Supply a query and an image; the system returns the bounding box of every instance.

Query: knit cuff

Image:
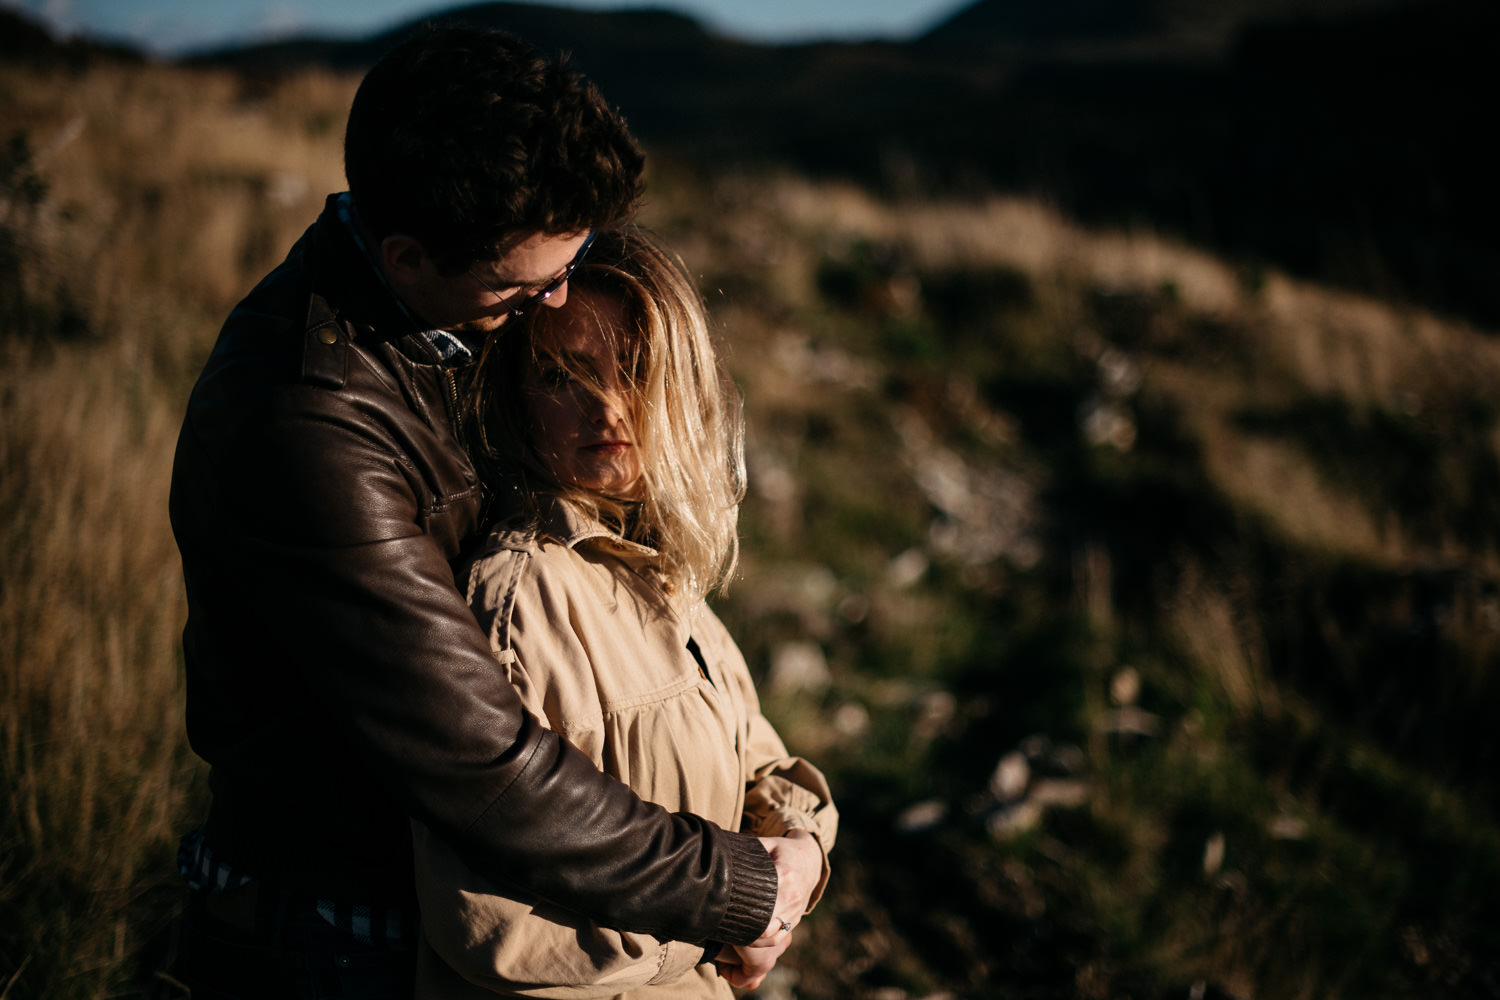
[710,831,778,946]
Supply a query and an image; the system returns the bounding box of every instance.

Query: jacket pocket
[418,485,484,558]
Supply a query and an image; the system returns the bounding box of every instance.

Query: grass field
[3,54,1498,999]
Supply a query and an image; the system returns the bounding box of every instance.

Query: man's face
[387,230,591,335]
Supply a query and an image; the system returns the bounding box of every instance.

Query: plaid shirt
[178,825,414,949]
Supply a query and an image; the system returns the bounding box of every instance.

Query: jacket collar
[539,497,661,569]
[301,193,447,364]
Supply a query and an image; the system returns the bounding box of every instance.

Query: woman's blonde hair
[467,227,745,602]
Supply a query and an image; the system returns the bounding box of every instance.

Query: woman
[413,229,838,999]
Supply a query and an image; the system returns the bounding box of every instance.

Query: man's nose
[542,282,569,309]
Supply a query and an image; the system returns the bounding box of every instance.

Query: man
[168,25,819,996]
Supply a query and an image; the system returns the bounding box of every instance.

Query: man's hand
[714,935,793,991]
[751,830,822,946]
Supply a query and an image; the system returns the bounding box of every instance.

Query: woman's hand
[752,830,822,945]
[715,825,822,988]
[714,934,793,991]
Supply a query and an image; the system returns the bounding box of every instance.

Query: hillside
[165,0,1500,332]
[3,46,1500,999]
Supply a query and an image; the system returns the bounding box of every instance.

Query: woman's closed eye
[536,354,634,394]
[537,364,576,391]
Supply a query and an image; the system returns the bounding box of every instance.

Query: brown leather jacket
[169,195,776,946]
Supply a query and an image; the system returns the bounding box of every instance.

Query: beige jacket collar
[536,497,661,566]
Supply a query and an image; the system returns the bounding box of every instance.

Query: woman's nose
[590,387,627,427]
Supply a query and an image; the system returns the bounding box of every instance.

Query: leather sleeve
[171,319,776,945]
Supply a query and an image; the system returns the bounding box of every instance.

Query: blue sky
[4,0,973,54]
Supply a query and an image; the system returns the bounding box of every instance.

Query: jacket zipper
[446,365,493,520]
[444,367,463,439]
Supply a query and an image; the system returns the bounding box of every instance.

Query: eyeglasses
[469,231,597,318]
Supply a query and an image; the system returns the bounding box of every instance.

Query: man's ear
[380,234,428,291]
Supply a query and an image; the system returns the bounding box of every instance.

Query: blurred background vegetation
[2,2,1498,998]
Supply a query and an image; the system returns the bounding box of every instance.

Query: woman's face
[523,287,643,498]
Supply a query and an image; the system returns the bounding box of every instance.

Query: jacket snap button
[317,328,338,345]
[335,954,351,968]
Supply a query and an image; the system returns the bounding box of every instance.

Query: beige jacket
[414,501,838,1000]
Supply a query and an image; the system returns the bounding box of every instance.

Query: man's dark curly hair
[344,25,645,274]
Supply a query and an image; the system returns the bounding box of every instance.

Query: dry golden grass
[735,173,1500,414]
[1,58,356,997]
[1,62,352,316]
[1,330,195,992]
[705,173,1500,578]
[1165,562,1277,721]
